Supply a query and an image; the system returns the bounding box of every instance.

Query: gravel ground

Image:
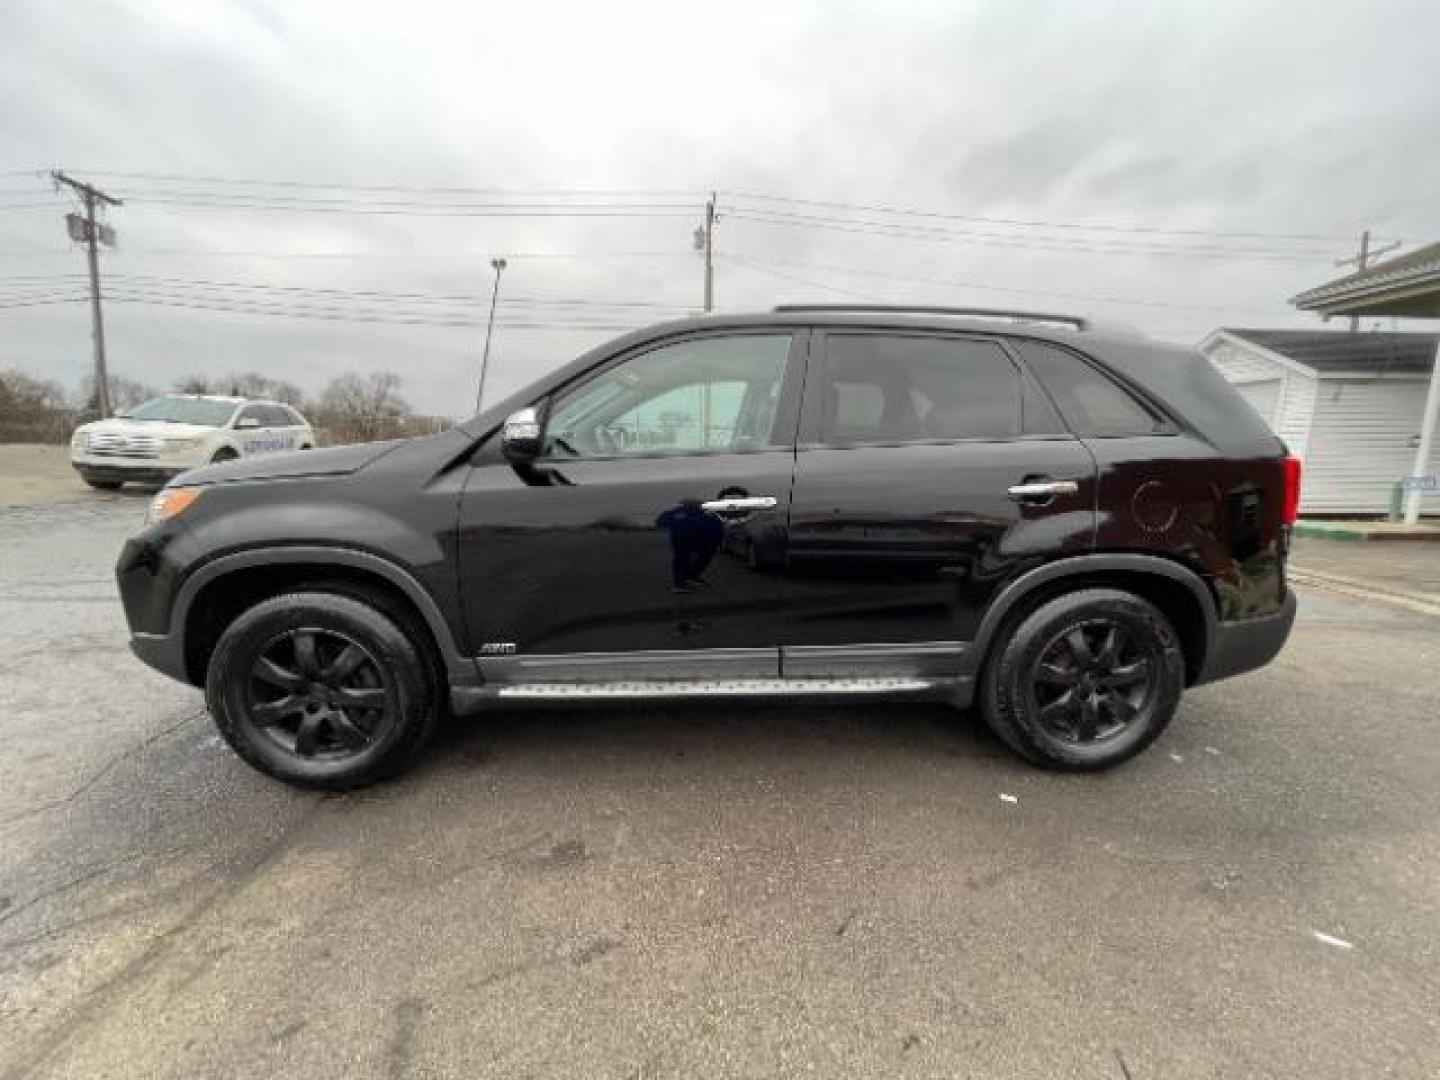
[1,497,1438,1079]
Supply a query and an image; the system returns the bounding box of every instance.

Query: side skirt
[451,674,974,713]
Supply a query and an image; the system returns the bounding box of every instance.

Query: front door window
[544,334,791,458]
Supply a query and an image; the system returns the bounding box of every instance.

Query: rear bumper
[74,462,188,485]
[1194,589,1297,685]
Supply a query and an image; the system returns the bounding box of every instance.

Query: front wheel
[980,588,1184,771]
[206,591,439,789]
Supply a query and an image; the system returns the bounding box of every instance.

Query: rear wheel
[980,588,1183,771]
[206,591,439,789]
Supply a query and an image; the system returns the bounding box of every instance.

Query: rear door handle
[1007,480,1079,502]
[700,496,778,513]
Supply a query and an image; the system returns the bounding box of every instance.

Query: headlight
[164,437,204,453]
[147,487,203,524]
[71,431,89,450]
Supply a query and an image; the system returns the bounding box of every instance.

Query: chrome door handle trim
[700,496,778,513]
[1007,480,1079,499]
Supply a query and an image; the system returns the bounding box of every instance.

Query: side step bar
[451,675,973,712]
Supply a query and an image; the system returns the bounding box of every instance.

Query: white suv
[71,395,316,490]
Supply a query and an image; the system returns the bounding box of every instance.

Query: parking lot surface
[2,496,1438,1079]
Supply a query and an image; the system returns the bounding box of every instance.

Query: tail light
[1281,455,1302,525]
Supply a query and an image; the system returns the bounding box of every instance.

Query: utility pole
[694,192,716,314]
[475,257,507,412]
[1335,230,1400,332]
[52,172,122,417]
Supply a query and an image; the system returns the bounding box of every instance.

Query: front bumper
[73,461,189,485]
[1194,589,1298,685]
[130,630,188,683]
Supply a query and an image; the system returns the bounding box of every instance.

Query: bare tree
[225,371,307,407]
[76,373,157,417]
[0,369,73,443]
[173,374,219,395]
[315,372,411,444]
[173,371,306,406]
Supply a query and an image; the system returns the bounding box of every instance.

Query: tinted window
[260,404,294,425]
[1014,340,1161,437]
[818,334,1020,444]
[236,405,267,426]
[545,334,791,457]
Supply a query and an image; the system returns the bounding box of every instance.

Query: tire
[210,447,238,463]
[206,591,439,790]
[83,477,123,491]
[979,588,1183,771]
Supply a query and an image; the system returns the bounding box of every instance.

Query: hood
[79,418,218,440]
[172,439,406,487]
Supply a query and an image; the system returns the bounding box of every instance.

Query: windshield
[127,397,239,426]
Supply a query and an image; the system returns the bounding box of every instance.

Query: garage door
[1234,379,1281,428]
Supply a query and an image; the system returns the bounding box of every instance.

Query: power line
[101,292,650,330]
[0,295,89,309]
[105,272,698,310]
[720,253,1284,314]
[722,190,1363,244]
[123,197,699,219]
[78,170,704,198]
[727,210,1336,262]
[718,254,873,300]
[0,248,697,261]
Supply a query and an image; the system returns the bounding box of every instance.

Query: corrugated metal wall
[1305,377,1437,514]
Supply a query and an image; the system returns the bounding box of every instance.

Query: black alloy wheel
[207,590,439,789]
[248,627,394,760]
[1029,619,1160,745]
[980,588,1184,771]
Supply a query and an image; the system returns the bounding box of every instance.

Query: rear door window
[811,333,1022,445]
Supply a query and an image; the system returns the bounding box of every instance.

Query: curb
[1294,521,1440,543]
[1289,567,1440,617]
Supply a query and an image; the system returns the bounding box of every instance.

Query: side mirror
[236,417,261,429]
[501,407,542,463]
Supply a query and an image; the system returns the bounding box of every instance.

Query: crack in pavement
[0,710,205,831]
[1,796,327,1080]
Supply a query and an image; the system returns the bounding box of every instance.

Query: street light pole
[475,257,507,413]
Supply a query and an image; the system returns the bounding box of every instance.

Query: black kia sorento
[118,305,1299,789]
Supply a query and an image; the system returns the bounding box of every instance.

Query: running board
[451,675,971,712]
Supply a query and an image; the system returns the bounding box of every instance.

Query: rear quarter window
[1013,340,1164,437]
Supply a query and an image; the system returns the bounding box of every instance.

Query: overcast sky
[3,0,1438,416]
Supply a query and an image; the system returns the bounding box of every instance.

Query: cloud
[2,0,1438,415]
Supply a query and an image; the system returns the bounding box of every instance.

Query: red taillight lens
[1281,455,1302,525]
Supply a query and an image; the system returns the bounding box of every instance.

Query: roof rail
[771,303,1088,331]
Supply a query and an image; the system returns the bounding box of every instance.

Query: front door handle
[1007,480,1079,502]
[700,496,778,514]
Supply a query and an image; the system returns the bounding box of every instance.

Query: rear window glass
[1014,341,1162,437]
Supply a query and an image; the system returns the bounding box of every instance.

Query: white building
[1200,329,1440,515]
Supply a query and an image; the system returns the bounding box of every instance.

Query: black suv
[118,305,1299,789]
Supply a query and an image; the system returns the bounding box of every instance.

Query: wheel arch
[967,554,1217,686]
[176,547,476,688]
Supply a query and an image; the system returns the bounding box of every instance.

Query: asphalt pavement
[1,496,1437,1079]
